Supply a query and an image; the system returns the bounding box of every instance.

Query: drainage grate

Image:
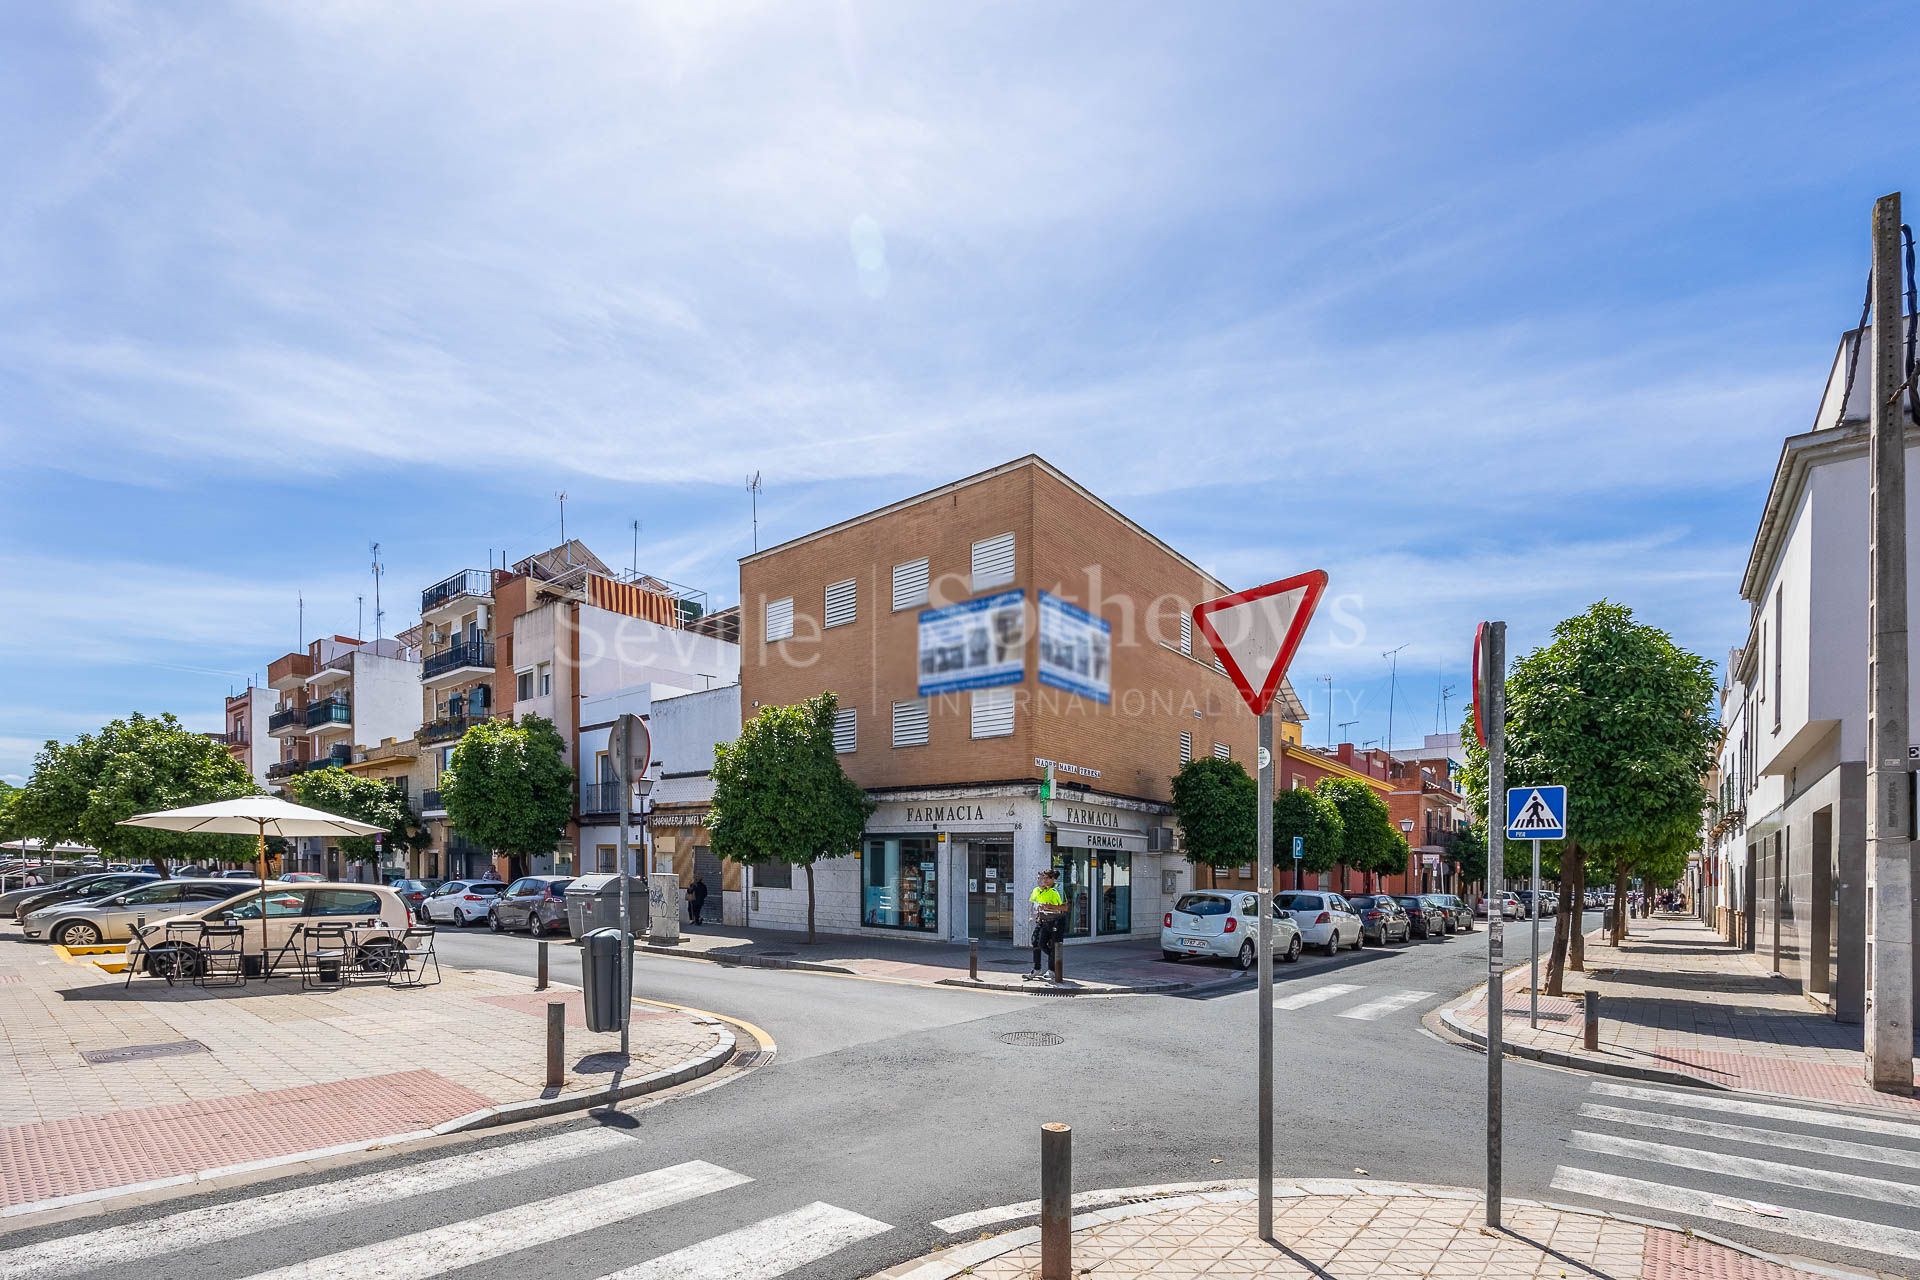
[80,1039,210,1065]
[733,1049,775,1068]
[996,1030,1065,1047]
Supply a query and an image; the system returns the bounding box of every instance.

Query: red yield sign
[1191,570,1328,717]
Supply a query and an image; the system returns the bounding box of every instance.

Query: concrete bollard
[1040,1122,1072,1280]
[969,938,979,982]
[1584,991,1601,1052]
[546,1001,566,1088]
[537,940,549,991]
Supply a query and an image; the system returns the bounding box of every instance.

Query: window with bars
[832,706,857,753]
[825,578,857,629]
[971,689,1015,738]
[1213,742,1230,760]
[892,700,929,747]
[1179,731,1193,765]
[765,596,794,642]
[970,532,1016,591]
[1179,612,1193,656]
[892,558,930,611]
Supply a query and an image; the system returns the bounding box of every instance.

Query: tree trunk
[1567,857,1586,971]
[1338,863,1349,894]
[1545,844,1581,995]
[804,861,816,945]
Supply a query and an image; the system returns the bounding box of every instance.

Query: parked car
[489,876,574,936]
[1425,894,1474,933]
[24,878,258,946]
[390,879,435,918]
[133,882,413,977]
[1396,895,1447,938]
[1161,890,1304,968]
[282,871,325,883]
[1,870,104,918]
[1477,891,1522,919]
[1346,894,1411,945]
[1273,890,1363,954]
[10,871,160,923]
[222,868,262,878]
[422,880,508,927]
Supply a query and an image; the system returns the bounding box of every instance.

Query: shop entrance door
[967,842,1015,941]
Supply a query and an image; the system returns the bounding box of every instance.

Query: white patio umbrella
[119,796,386,966]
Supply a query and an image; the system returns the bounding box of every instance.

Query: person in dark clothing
[688,875,709,926]
[1026,869,1067,982]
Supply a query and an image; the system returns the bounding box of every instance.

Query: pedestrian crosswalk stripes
[1551,1079,1920,1266]
[593,1202,891,1280]
[1273,982,1363,1010]
[1334,989,1434,1021]
[241,1161,753,1280]
[0,1127,638,1280]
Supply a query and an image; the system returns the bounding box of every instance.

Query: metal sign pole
[1256,707,1275,1241]
[616,719,633,1057]
[1529,838,1541,1029]
[1483,621,1506,1229]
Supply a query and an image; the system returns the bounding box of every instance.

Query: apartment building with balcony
[223,686,274,789]
[737,455,1299,946]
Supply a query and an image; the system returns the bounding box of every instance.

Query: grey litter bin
[565,874,651,937]
[580,927,626,1033]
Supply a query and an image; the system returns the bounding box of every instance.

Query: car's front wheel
[1283,934,1303,963]
[1236,940,1256,971]
[55,920,101,947]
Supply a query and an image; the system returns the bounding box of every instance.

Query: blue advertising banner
[918,590,1027,696]
[1037,591,1111,704]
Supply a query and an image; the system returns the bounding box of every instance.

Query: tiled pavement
[0,935,731,1211]
[883,1184,1838,1280]
[1445,914,1920,1112]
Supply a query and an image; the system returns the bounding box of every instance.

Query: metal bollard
[1051,939,1066,983]
[546,1001,565,1088]
[537,940,549,991]
[969,938,979,982]
[1040,1122,1072,1280]
[1584,990,1601,1052]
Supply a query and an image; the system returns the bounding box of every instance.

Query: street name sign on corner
[1506,785,1567,841]
[1192,570,1329,717]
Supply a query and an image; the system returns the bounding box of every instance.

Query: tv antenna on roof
[555,492,569,553]
[369,541,385,639]
[747,472,762,551]
[630,518,642,576]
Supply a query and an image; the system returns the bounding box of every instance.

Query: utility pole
[1865,191,1915,1095]
[1383,642,1409,753]
[1482,621,1507,1225]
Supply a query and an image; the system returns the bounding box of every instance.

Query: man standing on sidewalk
[687,874,708,927]
[1026,868,1067,982]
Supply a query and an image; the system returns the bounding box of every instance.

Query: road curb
[867,1179,1879,1280]
[1433,981,1729,1091]
[934,975,1200,997]
[636,943,854,975]
[641,940,1218,996]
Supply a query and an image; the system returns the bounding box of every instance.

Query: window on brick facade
[832,707,857,753]
[1179,731,1192,765]
[892,558,930,611]
[971,689,1015,738]
[1179,612,1193,656]
[970,532,1016,591]
[892,700,929,748]
[825,578,857,629]
[765,596,794,642]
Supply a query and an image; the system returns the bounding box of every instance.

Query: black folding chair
[196,922,248,989]
[301,924,352,991]
[387,927,441,988]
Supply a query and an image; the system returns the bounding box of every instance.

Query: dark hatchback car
[1346,894,1411,945]
[489,875,574,936]
[1424,894,1474,934]
[10,872,160,923]
[1396,895,1447,939]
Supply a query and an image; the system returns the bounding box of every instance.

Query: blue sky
[2,1,1914,783]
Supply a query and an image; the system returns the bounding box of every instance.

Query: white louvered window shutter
[824,578,857,629]
[971,689,1015,739]
[1213,741,1230,760]
[833,707,857,754]
[892,558,930,611]
[765,596,794,643]
[970,532,1016,591]
[1179,731,1192,765]
[1179,612,1193,656]
[892,700,929,748]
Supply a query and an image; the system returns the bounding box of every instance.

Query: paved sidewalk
[879,1181,1859,1280]
[0,934,734,1215]
[643,922,1246,995]
[1442,914,1919,1111]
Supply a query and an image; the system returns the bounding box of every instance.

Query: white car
[1273,890,1363,955]
[420,879,507,927]
[1477,891,1522,919]
[1161,890,1303,969]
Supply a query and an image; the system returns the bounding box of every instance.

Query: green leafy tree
[708,693,874,942]
[441,715,575,876]
[1461,602,1716,993]
[15,715,256,875]
[0,781,18,845]
[1171,757,1256,871]
[288,767,425,868]
[1315,777,1398,892]
[1271,786,1344,889]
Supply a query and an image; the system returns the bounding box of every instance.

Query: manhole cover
[997,1030,1065,1047]
[80,1039,210,1065]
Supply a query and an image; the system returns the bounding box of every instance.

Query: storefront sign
[872,799,1019,830]
[648,811,710,827]
[903,803,988,824]
[919,590,1026,695]
[1037,592,1111,704]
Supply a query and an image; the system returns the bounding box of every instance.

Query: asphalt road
[7,911,1913,1279]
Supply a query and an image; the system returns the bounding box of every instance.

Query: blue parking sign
[1506,785,1567,841]
[1291,835,1304,860]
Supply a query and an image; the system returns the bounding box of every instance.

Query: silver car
[1161,890,1304,968]
[24,879,258,946]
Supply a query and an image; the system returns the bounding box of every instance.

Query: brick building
[738,455,1301,945]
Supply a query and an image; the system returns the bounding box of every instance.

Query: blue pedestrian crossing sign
[1506,785,1567,841]
[1291,835,1304,860]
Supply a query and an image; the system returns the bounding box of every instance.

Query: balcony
[304,696,351,731]
[580,779,626,816]
[303,749,352,773]
[267,705,303,735]
[422,569,491,615]
[422,639,495,683]
[419,709,490,744]
[266,759,304,781]
[420,788,446,815]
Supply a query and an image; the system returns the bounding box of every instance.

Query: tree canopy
[288,767,425,866]
[1272,785,1344,880]
[441,715,575,863]
[1170,757,1256,868]
[708,692,874,942]
[1314,777,1402,885]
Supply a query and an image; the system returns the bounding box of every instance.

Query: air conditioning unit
[428,628,445,644]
